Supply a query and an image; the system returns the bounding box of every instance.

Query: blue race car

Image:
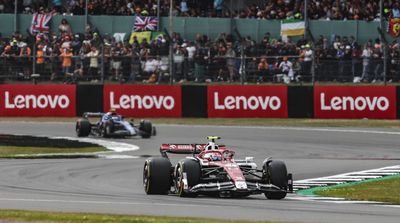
[75,110,156,138]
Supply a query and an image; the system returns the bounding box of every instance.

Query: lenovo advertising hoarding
[314,86,397,119]
[104,85,182,117]
[208,85,288,118]
[0,84,76,117]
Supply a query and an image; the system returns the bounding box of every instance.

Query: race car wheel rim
[143,162,150,192]
[176,166,184,195]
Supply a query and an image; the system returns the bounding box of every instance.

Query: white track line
[51,136,139,152]
[294,165,400,205]
[0,198,218,208]
[294,165,400,190]
[50,136,139,159]
[3,134,140,158]
[96,154,139,159]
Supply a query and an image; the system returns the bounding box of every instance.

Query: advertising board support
[288,86,313,118]
[182,85,207,117]
[76,84,103,116]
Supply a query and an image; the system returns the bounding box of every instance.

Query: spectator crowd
[1,15,400,84]
[1,1,400,20]
[1,1,400,84]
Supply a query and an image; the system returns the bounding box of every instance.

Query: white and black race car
[75,112,156,138]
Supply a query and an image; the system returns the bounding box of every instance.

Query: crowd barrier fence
[1,54,393,84]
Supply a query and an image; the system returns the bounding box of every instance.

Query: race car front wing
[188,180,292,194]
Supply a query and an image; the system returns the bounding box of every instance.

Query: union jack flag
[133,16,158,32]
[30,13,52,35]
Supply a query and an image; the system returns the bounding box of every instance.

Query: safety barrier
[0,84,398,119]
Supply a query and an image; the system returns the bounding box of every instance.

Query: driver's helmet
[106,108,117,116]
[205,142,218,150]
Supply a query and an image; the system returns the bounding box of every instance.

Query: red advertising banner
[208,85,288,118]
[104,85,182,117]
[0,84,76,117]
[314,86,396,119]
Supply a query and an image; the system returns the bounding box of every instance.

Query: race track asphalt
[0,121,400,223]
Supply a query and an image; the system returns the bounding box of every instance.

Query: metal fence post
[240,46,245,85]
[383,44,387,85]
[13,0,17,32]
[32,43,36,75]
[311,48,315,84]
[380,0,387,85]
[169,0,174,85]
[101,45,105,83]
[304,0,308,40]
[85,0,88,30]
[157,0,160,31]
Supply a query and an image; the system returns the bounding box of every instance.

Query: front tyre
[175,159,201,197]
[143,158,172,195]
[264,160,288,200]
[102,121,114,138]
[76,118,91,137]
[139,120,153,138]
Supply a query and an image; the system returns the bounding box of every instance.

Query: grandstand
[0,0,399,84]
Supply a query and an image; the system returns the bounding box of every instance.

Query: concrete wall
[0,14,390,44]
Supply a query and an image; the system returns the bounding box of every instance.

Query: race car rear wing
[160,144,226,158]
[82,112,105,118]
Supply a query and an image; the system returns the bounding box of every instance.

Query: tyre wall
[0,84,398,119]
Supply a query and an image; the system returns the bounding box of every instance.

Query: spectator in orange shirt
[36,44,45,76]
[60,47,73,77]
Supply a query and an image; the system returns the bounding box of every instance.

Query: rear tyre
[139,120,152,138]
[264,160,288,200]
[175,159,201,197]
[102,121,114,138]
[76,118,91,137]
[143,158,172,195]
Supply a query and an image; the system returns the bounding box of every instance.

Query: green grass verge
[314,175,400,204]
[0,210,286,223]
[2,117,400,128]
[0,146,107,158]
